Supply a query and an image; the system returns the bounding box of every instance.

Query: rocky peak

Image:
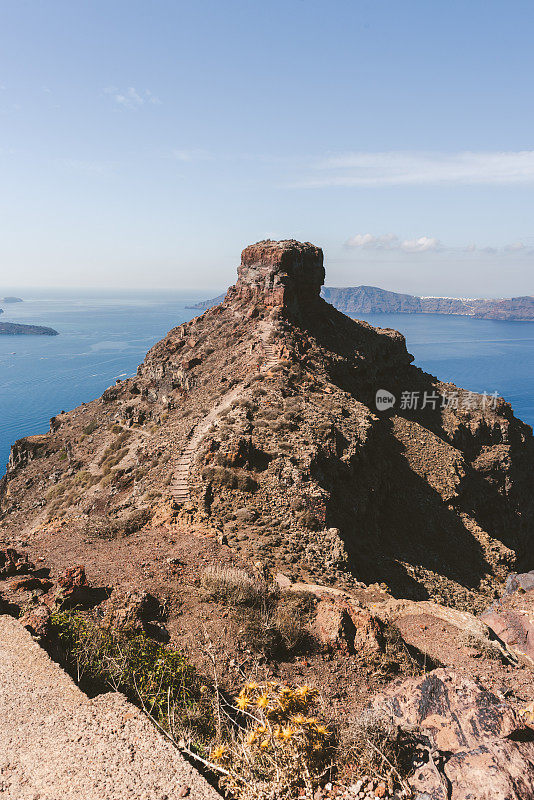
[224,239,325,319]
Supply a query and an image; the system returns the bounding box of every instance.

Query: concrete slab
[0,615,221,799]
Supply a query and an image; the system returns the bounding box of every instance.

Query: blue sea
[0,291,533,475]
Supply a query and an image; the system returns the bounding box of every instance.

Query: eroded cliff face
[224,239,325,320]
[0,240,533,608]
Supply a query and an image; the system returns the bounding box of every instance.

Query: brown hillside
[1,239,533,611]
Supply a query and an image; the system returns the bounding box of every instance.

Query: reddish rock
[312,597,383,654]
[10,576,53,592]
[102,587,164,634]
[19,605,51,639]
[224,239,325,321]
[0,548,34,578]
[57,565,88,595]
[369,668,534,800]
[43,565,101,610]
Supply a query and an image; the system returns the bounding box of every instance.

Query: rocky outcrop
[370,669,534,799]
[480,570,534,664]
[224,239,325,320]
[7,435,54,472]
[2,239,534,606]
[312,596,383,654]
[0,548,34,577]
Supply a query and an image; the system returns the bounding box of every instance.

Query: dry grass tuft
[340,708,416,788]
[201,565,269,607]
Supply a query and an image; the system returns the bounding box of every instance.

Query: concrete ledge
[0,615,221,799]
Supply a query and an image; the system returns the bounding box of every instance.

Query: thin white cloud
[103,87,161,110]
[346,234,441,253]
[346,233,532,256]
[301,150,534,187]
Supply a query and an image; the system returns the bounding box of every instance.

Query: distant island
[0,297,23,303]
[189,286,534,321]
[0,322,58,336]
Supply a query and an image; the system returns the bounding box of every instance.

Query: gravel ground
[0,615,221,799]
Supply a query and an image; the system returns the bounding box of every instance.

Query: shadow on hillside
[312,419,492,599]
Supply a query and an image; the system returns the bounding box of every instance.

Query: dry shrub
[258,408,280,421]
[370,622,438,677]
[239,592,315,659]
[85,508,152,540]
[201,465,258,492]
[201,565,269,607]
[339,709,416,787]
[459,631,505,661]
[74,470,99,488]
[211,681,332,800]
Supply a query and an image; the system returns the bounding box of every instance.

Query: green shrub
[50,610,211,739]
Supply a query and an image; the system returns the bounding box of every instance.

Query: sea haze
[0,292,533,475]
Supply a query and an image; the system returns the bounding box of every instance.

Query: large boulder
[101,587,166,638]
[481,570,534,664]
[369,668,534,800]
[312,596,383,654]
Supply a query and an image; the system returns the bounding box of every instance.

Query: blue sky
[1,0,533,295]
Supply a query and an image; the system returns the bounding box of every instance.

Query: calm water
[0,289,202,473]
[0,293,533,475]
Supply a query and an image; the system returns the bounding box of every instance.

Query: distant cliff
[191,286,534,321]
[0,323,58,336]
[186,293,225,310]
[322,286,534,320]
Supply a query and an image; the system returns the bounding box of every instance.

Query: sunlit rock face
[224,239,325,319]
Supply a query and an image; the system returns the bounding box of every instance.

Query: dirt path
[171,319,278,504]
[0,615,221,800]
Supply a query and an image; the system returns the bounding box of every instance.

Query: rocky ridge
[1,239,534,798]
[1,239,533,604]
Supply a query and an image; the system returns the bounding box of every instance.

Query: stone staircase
[170,322,279,505]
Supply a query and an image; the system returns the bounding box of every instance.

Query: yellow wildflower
[291,714,307,726]
[245,681,259,691]
[314,725,329,737]
[281,726,295,740]
[256,693,269,709]
[260,739,270,749]
[210,745,227,760]
[236,695,249,710]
